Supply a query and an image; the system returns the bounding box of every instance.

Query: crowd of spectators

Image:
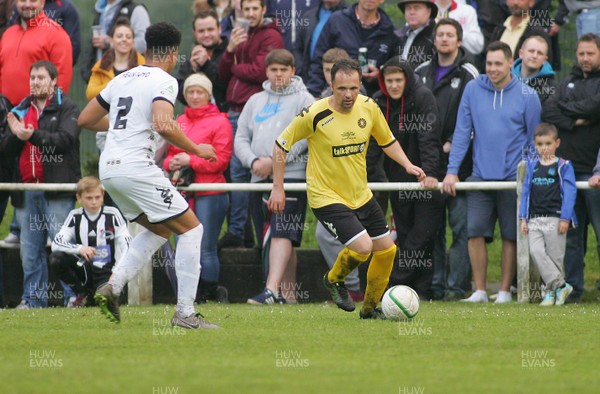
[1,0,600,308]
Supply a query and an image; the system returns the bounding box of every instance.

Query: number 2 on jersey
[113,96,133,129]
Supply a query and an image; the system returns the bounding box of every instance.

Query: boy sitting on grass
[520,123,577,306]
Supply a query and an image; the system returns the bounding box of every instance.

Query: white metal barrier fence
[0,164,594,304]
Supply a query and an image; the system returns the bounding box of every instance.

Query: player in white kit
[78,22,219,329]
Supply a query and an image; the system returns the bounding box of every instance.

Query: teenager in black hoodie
[373,58,444,300]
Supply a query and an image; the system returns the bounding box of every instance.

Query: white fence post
[127,222,153,305]
[516,161,541,303]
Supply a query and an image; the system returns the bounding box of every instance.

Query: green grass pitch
[1,302,599,393]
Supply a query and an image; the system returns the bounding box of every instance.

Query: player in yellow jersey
[269,59,427,319]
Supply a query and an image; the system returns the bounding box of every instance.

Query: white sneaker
[461,290,488,303]
[0,233,20,249]
[3,233,19,243]
[494,290,512,304]
[15,300,30,310]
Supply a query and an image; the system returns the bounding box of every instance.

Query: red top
[218,19,284,111]
[0,11,73,105]
[19,101,46,183]
[164,104,233,197]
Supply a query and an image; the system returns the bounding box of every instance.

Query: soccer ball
[381,285,420,321]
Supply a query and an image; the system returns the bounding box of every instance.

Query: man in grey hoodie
[234,48,314,304]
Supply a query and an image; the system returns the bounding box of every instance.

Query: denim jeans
[15,192,74,307]
[227,111,251,239]
[195,193,229,282]
[432,192,470,296]
[564,173,600,298]
[577,8,600,37]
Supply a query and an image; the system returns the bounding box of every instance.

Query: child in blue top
[520,123,577,306]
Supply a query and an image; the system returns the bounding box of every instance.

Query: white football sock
[110,230,168,294]
[174,224,203,317]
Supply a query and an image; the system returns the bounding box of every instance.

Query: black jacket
[307,4,397,96]
[394,19,436,70]
[175,37,229,112]
[542,66,600,174]
[0,94,14,183]
[415,48,478,181]
[373,58,443,182]
[294,0,349,80]
[0,89,81,206]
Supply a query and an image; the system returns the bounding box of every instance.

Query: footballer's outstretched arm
[268,143,287,214]
[152,100,217,162]
[382,141,426,182]
[78,98,110,131]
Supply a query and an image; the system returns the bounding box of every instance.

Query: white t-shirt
[97,65,178,179]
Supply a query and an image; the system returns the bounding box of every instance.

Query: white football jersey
[97,65,178,179]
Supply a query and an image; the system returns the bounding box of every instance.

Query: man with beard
[1,61,80,309]
[0,0,72,105]
[176,9,229,111]
[415,18,478,301]
[542,33,600,302]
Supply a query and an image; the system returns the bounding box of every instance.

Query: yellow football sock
[363,244,397,313]
[327,247,371,283]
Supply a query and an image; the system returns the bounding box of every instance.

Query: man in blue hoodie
[512,35,557,104]
[442,41,541,303]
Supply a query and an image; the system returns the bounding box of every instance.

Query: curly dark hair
[145,22,182,55]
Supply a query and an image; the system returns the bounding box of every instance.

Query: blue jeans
[15,192,74,307]
[564,173,600,298]
[227,111,251,239]
[577,8,600,37]
[432,192,470,296]
[195,193,229,282]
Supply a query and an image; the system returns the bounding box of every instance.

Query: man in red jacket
[217,0,284,249]
[0,0,72,106]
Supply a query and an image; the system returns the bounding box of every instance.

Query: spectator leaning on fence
[0,60,81,309]
[234,49,314,305]
[519,123,576,306]
[415,18,479,301]
[442,41,540,304]
[542,33,600,300]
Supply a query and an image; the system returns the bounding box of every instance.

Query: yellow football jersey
[276,95,395,209]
